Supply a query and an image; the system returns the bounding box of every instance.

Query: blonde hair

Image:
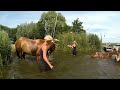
[73,41,77,44]
[44,35,53,41]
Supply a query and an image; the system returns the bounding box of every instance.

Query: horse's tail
[15,39,22,59]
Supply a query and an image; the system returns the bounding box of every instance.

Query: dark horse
[15,37,57,62]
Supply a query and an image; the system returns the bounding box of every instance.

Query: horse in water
[91,49,118,59]
[15,37,59,62]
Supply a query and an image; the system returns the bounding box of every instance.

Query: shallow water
[2,51,120,79]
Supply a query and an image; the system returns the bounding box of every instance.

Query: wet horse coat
[15,37,55,62]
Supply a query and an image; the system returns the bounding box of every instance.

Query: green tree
[0,24,17,42]
[9,28,17,42]
[36,21,46,39]
[16,22,39,39]
[37,11,66,38]
[72,18,86,34]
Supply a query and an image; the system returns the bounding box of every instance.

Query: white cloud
[65,11,120,43]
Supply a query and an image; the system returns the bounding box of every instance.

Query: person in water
[39,35,54,71]
[114,53,120,62]
[68,41,77,56]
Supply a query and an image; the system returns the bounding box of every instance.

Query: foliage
[88,33,102,50]
[0,24,17,42]
[37,11,66,38]
[16,22,39,39]
[72,18,86,34]
[0,30,11,65]
[56,32,101,53]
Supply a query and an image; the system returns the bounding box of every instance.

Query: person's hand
[50,65,53,69]
[68,45,71,47]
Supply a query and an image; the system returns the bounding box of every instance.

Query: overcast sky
[0,11,119,43]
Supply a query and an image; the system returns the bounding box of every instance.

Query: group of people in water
[39,35,120,72]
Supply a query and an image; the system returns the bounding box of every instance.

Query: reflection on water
[3,51,120,79]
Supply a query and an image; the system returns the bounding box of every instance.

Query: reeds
[56,32,101,54]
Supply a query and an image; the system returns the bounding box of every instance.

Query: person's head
[73,41,77,44]
[44,35,53,45]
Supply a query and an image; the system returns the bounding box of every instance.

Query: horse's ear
[51,40,54,43]
[52,39,60,44]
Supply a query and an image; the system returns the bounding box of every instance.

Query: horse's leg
[36,49,40,62]
[22,52,26,59]
[19,49,24,60]
[16,50,20,58]
[21,50,25,60]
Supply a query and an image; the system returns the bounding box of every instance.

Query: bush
[56,32,101,54]
[0,30,11,65]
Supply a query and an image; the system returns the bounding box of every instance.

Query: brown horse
[15,37,57,62]
[91,49,118,59]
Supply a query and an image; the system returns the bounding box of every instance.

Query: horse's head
[44,35,60,56]
[46,39,60,56]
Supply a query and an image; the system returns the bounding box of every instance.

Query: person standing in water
[114,53,120,62]
[68,41,77,56]
[39,35,54,71]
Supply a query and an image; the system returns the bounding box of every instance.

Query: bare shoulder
[42,45,47,51]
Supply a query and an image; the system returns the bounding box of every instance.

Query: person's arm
[68,45,71,47]
[71,44,76,48]
[42,46,53,69]
[115,55,119,61]
[68,45,73,48]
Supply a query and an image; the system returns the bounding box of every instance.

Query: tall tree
[37,11,66,38]
[72,18,86,34]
